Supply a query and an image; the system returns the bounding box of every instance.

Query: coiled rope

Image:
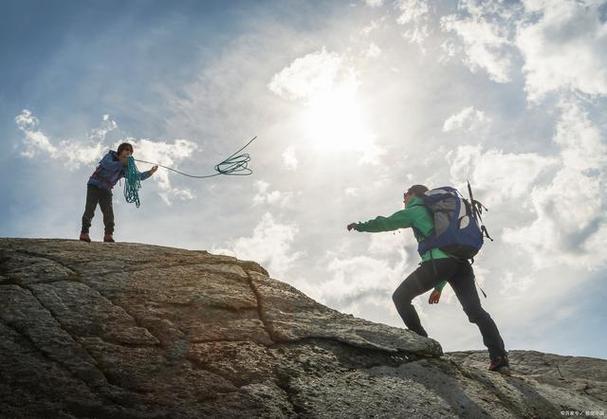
[124,156,142,208]
[123,136,257,207]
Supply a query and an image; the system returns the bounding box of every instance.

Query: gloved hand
[347,223,359,232]
[428,289,441,304]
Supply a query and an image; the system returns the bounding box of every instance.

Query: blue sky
[1,0,606,359]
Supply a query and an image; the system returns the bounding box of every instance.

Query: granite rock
[0,238,605,418]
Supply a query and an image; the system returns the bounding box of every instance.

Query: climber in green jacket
[347,184,509,372]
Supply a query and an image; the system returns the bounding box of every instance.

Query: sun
[299,77,375,153]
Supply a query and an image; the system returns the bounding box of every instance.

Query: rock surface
[0,238,605,418]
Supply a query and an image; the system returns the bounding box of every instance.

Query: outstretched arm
[350,208,415,233]
[138,165,158,181]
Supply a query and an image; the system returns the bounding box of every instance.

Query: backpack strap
[476,278,488,298]
[481,225,494,241]
[468,259,488,299]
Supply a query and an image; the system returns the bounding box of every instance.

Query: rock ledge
[0,238,605,418]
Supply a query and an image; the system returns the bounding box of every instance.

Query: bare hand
[150,165,158,174]
[428,290,441,304]
[347,223,358,232]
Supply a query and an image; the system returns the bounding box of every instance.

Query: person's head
[117,142,134,158]
[403,184,428,205]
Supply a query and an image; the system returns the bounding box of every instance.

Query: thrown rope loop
[123,136,257,207]
[134,136,257,179]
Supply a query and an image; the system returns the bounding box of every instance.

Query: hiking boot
[79,232,91,243]
[489,355,510,373]
[103,234,115,243]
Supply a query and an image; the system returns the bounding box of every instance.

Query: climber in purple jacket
[79,142,158,243]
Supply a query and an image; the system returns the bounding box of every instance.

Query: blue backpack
[417,182,493,260]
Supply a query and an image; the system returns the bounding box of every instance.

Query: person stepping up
[347,183,509,372]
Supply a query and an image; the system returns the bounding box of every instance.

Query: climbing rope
[123,136,257,207]
[134,136,257,179]
[124,156,142,208]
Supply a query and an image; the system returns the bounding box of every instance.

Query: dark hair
[406,184,429,197]
[117,142,133,155]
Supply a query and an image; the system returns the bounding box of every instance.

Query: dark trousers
[392,258,506,360]
[81,184,114,234]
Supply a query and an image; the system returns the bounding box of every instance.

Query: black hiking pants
[392,258,506,361]
[81,184,114,235]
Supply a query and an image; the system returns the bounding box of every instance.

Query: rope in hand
[134,136,257,178]
[124,156,142,208]
[123,136,257,207]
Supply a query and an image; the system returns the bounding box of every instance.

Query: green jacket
[355,196,449,291]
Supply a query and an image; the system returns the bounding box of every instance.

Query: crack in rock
[245,270,277,343]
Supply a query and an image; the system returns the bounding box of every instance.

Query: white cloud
[440,0,519,83]
[282,146,298,170]
[440,0,607,99]
[90,114,118,143]
[517,0,607,101]
[15,109,197,202]
[502,101,607,268]
[365,42,382,58]
[368,231,411,257]
[345,187,359,197]
[321,254,405,316]
[268,48,344,101]
[317,224,417,317]
[15,109,106,168]
[554,99,607,171]
[395,0,432,46]
[499,271,533,294]
[361,19,381,36]
[395,0,429,25]
[364,0,384,7]
[122,138,197,205]
[213,212,303,276]
[447,144,556,206]
[252,180,295,208]
[15,109,58,158]
[440,20,511,83]
[503,169,607,269]
[356,139,386,165]
[442,106,490,133]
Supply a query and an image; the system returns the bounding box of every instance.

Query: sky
[1,0,606,359]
